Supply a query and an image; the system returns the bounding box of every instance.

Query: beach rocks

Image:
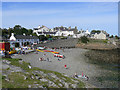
[2,57,83,88]
[40,78,48,82]
[64,83,69,88]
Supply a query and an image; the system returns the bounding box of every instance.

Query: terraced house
[33,25,56,36]
[9,33,39,47]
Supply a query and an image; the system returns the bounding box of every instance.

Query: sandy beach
[12,48,118,88]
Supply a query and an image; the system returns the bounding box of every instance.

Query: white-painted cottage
[33,25,56,36]
[73,29,90,38]
[90,30,109,39]
[9,33,39,47]
[53,26,75,37]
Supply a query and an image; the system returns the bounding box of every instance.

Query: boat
[36,49,44,52]
[9,50,16,54]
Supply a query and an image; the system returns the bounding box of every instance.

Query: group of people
[73,72,89,81]
[39,54,51,62]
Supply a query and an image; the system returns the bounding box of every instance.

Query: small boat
[9,50,16,54]
[37,47,45,50]
[36,49,44,52]
[51,52,59,54]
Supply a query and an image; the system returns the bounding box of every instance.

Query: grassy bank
[2,58,85,88]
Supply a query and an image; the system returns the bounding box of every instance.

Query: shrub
[80,36,89,43]
[15,43,19,47]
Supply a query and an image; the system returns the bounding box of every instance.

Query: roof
[15,35,39,39]
[54,27,75,31]
[38,32,56,34]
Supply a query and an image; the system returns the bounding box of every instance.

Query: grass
[88,39,108,43]
[2,58,85,88]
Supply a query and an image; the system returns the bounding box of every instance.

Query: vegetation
[79,36,89,43]
[91,30,101,34]
[2,58,85,88]
[15,42,20,47]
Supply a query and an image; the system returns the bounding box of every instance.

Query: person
[39,58,43,61]
[85,75,89,81]
[74,72,78,78]
[47,58,49,62]
[58,58,60,61]
[82,72,84,77]
[64,65,67,69]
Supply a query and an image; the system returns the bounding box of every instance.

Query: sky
[2,2,118,35]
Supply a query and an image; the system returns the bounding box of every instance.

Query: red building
[0,42,10,51]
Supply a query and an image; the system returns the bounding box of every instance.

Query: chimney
[11,33,14,36]
[38,25,41,29]
[69,26,71,30]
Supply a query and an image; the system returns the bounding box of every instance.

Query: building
[33,25,56,36]
[90,30,109,39]
[9,33,39,47]
[73,29,90,38]
[53,26,77,37]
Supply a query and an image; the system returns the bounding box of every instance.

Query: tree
[115,35,119,39]
[15,42,19,47]
[38,35,47,41]
[91,30,101,34]
[80,36,89,43]
[28,29,33,35]
[32,33,37,36]
[109,35,114,38]
[21,28,28,35]
[8,28,14,37]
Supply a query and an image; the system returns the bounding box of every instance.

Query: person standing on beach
[64,65,67,69]
[82,72,84,77]
[47,58,49,62]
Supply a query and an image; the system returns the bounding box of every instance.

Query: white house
[53,26,76,37]
[33,25,56,36]
[90,30,109,39]
[73,29,90,38]
[9,33,39,47]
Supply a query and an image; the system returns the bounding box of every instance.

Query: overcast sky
[2,2,118,35]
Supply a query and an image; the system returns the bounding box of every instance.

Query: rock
[40,78,48,82]
[5,78,9,82]
[35,76,41,80]
[64,74,69,77]
[6,60,11,64]
[23,75,27,80]
[28,85,31,88]
[64,83,69,88]
[28,65,32,69]
[2,64,10,69]
[71,84,77,88]
[10,65,23,72]
[38,86,43,88]
[58,83,63,87]
[19,60,23,64]
[31,75,34,79]
[71,79,79,83]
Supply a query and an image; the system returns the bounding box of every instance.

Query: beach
[12,48,119,88]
